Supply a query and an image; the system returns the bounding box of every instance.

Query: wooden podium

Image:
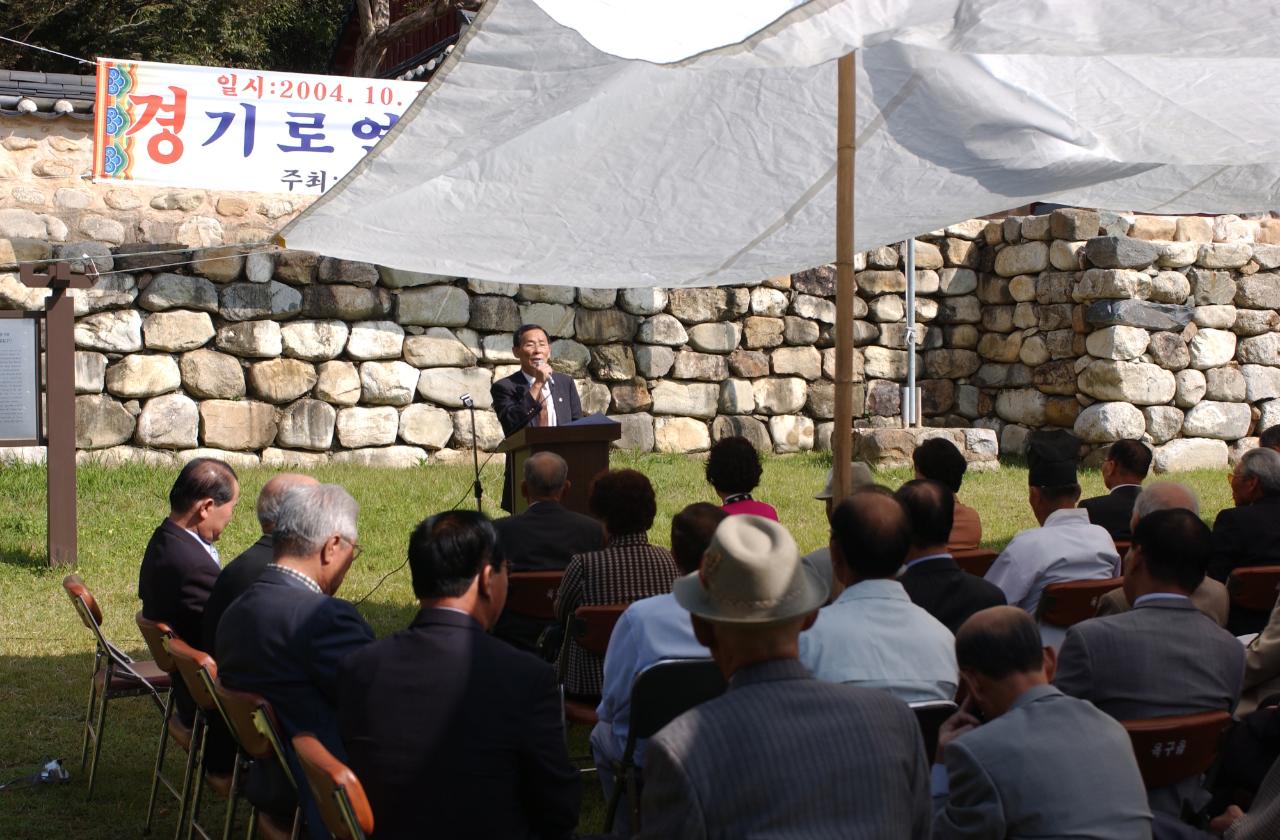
[497,421,622,515]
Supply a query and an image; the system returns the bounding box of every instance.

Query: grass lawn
[0,452,1236,838]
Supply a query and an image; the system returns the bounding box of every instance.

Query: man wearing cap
[637,515,931,838]
[984,430,1120,649]
[802,461,874,596]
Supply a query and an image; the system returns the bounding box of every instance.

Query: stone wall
[5,115,1280,470]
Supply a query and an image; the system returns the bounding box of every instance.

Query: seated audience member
[1095,482,1230,626]
[1055,508,1244,817]
[896,479,1006,633]
[932,607,1152,839]
[1211,447,1280,634]
[1238,582,1280,716]
[799,487,957,702]
[217,484,374,840]
[1079,439,1151,542]
[492,452,604,653]
[1209,754,1280,840]
[1260,425,1280,453]
[638,516,930,838]
[592,503,725,812]
[913,437,983,551]
[203,473,317,650]
[706,435,778,521]
[338,511,579,840]
[139,457,240,721]
[803,460,874,593]
[984,430,1119,649]
[554,469,678,699]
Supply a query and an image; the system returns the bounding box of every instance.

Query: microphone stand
[460,393,483,511]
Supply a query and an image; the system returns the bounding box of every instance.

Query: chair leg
[144,691,176,835]
[79,661,99,771]
[289,807,301,840]
[603,764,625,833]
[85,671,112,800]
[186,724,210,840]
[244,807,257,840]
[174,713,206,840]
[221,751,244,840]
[628,768,641,835]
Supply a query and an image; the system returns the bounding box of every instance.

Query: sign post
[9,262,91,567]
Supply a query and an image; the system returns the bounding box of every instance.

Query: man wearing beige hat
[802,461,874,595]
[637,515,931,839]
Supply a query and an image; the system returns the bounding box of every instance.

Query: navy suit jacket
[138,518,220,651]
[491,369,583,512]
[900,555,1007,634]
[338,608,580,840]
[1079,485,1142,542]
[1211,496,1280,634]
[202,534,274,652]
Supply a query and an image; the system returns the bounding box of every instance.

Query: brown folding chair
[558,603,629,727]
[213,682,301,840]
[62,575,170,800]
[1114,540,1131,557]
[165,637,243,840]
[1037,578,1124,628]
[951,548,998,578]
[136,613,192,835]
[292,734,374,840]
[1227,565,1280,613]
[504,571,565,621]
[1123,711,1233,790]
[910,700,958,767]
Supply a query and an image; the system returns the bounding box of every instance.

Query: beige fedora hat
[673,515,829,624]
[814,461,875,500]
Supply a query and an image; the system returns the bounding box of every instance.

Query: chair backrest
[63,574,104,631]
[293,734,374,840]
[1037,577,1124,627]
[504,571,565,621]
[1227,565,1280,613]
[165,637,219,713]
[1113,540,1131,557]
[910,701,958,764]
[1123,711,1232,789]
[213,681,281,760]
[572,604,628,656]
[136,612,177,673]
[628,659,726,745]
[951,549,998,578]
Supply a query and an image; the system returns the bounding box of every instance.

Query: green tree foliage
[0,1,352,75]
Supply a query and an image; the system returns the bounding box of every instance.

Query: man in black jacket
[1078,439,1149,542]
[217,483,374,840]
[491,324,583,512]
[138,457,240,720]
[895,479,1005,633]
[1212,447,1280,633]
[493,451,604,652]
[338,510,580,840]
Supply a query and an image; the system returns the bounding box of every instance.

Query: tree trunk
[353,0,459,77]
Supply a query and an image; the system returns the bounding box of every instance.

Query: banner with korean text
[93,59,425,195]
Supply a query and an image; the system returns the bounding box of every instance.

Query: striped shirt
[554,532,678,696]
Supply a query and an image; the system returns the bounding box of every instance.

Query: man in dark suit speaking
[491,324,583,512]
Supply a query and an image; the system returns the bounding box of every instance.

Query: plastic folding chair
[504,571,565,622]
[292,734,374,840]
[136,613,191,835]
[1227,565,1280,613]
[910,700,959,766]
[165,637,242,840]
[603,659,726,835]
[557,603,629,727]
[1037,577,1124,628]
[1123,711,1232,790]
[62,575,170,800]
[213,682,302,840]
[951,548,998,578]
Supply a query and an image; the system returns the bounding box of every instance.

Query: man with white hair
[637,515,931,838]
[1212,447,1280,634]
[217,483,374,840]
[1094,481,1229,626]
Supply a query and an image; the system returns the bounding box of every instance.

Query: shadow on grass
[0,549,51,575]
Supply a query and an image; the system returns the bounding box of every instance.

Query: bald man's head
[956,606,1045,679]
[1130,481,1198,533]
[829,487,910,580]
[524,451,569,501]
[257,473,319,533]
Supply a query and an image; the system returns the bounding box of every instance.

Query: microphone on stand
[460,393,484,511]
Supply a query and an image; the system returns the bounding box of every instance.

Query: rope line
[0,35,95,67]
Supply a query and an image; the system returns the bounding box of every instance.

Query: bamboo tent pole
[832,52,857,504]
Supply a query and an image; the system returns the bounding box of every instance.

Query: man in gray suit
[1054,508,1244,817]
[638,515,931,839]
[933,606,1152,839]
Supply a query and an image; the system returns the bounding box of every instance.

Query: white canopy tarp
[281,0,1280,288]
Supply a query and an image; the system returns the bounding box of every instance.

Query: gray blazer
[638,658,931,839]
[933,684,1152,840]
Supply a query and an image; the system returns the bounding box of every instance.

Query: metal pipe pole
[904,237,917,427]
[832,52,857,504]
